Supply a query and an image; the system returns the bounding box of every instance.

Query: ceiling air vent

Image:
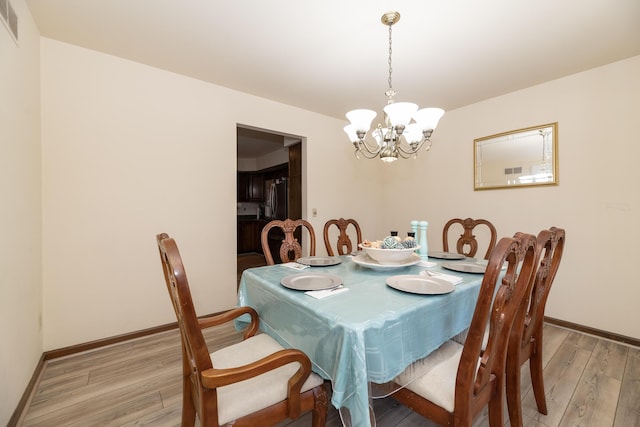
[1,0,18,44]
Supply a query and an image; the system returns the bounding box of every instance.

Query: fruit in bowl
[359,236,420,264]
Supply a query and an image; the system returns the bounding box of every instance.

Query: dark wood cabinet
[237,172,264,202]
[237,173,249,201]
[237,162,291,255]
[248,173,264,201]
[237,219,266,253]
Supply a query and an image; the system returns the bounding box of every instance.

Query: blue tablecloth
[237,257,483,427]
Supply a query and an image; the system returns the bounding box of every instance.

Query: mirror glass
[474,123,558,190]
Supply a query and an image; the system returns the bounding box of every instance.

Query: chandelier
[343,11,445,163]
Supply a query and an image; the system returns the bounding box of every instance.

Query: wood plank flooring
[17,323,640,426]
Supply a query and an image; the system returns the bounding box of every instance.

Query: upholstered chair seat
[211,334,325,425]
[395,341,463,412]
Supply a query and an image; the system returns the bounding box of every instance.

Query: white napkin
[305,286,348,299]
[420,270,463,285]
[282,262,309,270]
[418,260,438,268]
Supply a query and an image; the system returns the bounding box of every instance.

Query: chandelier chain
[387,23,393,95]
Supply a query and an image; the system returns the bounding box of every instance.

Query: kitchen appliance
[265,177,288,220]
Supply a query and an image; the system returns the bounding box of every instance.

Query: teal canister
[410,220,419,245]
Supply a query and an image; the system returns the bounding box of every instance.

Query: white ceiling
[25,0,640,156]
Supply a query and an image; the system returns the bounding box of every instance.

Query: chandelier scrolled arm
[343,11,445,163]
[352,139,384,160]
[345,115,441,162]
[395,129,434,155]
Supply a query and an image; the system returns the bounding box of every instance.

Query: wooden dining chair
[506,227,566,427]
[261,218,316,265]
[323,218,363,256]
[391,232,537,427]
[443,217,497,259]
[156,233,327,426]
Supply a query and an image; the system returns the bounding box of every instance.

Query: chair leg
[182,384,197,427]
[487,386,505,427]
[311,384,329,427]
[505,364,523,427]
[529,348,548,415]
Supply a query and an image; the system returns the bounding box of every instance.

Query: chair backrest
[455,232,537,423]
[156,233,217,421]
[443,217,497,259]
[261,218,316,265]
[518,227,566,354]
[323,218,363,256]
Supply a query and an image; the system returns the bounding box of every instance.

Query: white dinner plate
[386,275,455,295]
[352,253,422,271]
[281,272,343,291]
[441,262,486,274]
[427,251,466,260]
[296,256,342,267]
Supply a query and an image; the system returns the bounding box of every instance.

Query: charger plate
[427,251,466,260]
[441,262,486,274]
[386,275,455,295]
[281,272,343,291]
[296,256,342,267]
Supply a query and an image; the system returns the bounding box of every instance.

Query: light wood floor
[17,323,640,426]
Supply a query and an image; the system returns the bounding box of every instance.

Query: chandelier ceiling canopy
[344,11,445,163]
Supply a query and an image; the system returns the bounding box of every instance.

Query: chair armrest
[201,348,312,419]
[198,306,259,339]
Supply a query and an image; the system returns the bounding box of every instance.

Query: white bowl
[358,244,420,264]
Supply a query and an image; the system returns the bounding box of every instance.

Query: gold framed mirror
[474,122,558,190]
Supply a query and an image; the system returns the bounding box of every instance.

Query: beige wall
[40,40,639,348]
[40,38,381,350]
[381,55,640,339]
[0,0,42,423]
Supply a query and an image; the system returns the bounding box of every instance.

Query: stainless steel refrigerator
[265,177,287,220]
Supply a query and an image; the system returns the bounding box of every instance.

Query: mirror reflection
[474,123,558,190]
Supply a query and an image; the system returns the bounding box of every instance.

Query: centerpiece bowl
[358,244,420,264]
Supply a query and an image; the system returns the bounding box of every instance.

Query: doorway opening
[236,125,304,285]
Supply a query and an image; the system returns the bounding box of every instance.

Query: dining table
[236,254,485,427]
